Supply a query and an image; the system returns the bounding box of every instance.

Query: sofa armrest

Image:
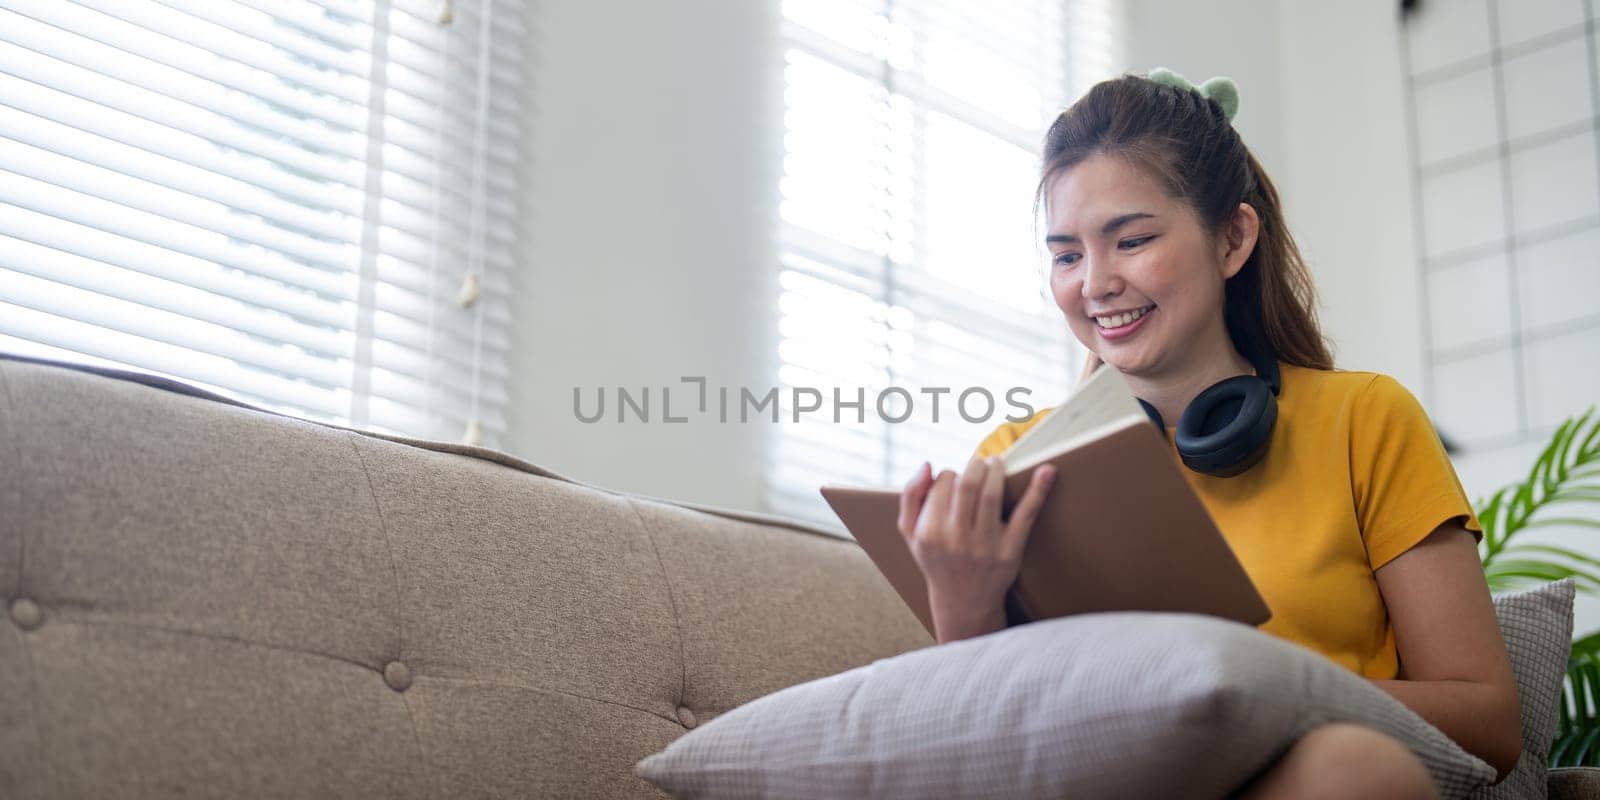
[1550,767,1600,800]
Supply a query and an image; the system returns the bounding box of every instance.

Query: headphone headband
[1133,341,1281,477]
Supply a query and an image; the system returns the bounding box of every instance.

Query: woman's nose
[1080,256,1122,301]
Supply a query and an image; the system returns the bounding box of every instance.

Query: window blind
[0,0,524,446]
[771,0,1123,527]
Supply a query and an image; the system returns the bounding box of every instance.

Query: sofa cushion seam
[37,613,681,724]
[346,433,433,799]
[0,359,25,598]
[50,612,389,672]
[346,434,407,657]
[424,671,682,725]
[628,497,687,710]
[7,618,63,796]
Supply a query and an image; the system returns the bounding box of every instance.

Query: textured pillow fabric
[1470,578,1576,800]
[637,611,1496,800]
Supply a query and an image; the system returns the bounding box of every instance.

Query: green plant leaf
[1555,419,1580,485]
[1485,559,1600,597]
[1485,559,1586,576]
[1482,488,1509,555]
[1507,544,1600,574]
[1524,518,1600,533]
[1555,653,1600,767]
[1577,716,1600,767]
[1547,487,1600,505]
[1579,406,1600,455]
[1530,424,1568,489]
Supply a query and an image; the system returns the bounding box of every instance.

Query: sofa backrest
[0,355,931,798]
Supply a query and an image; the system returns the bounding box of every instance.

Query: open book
[820,365,1271,639]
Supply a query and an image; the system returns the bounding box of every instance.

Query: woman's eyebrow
[1045,212,1157,245]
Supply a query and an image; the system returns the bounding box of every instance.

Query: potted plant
[1474,406,1600,766]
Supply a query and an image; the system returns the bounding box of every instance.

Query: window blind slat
[1,0,524,447]
[0,302,510,439]
[0,83,361,217]
[140,0,521,120]
[147,0,368,78]
[229,0,530,75]
[0,273,513,441]
[0,69,515,235]
[0,235,512,395]
[0,203,512,370]
[66,0,366,102]
[0,182,353,298]
[7,0,522,172]
[0,150,358,274]
[1,245,347,358]
[2,267,354,387]
[28,0,521,145]
[0,120,518,315]
[0,45,365,189]
[0,303,351,414]
[0,12,516,199]
[0,104,358,243]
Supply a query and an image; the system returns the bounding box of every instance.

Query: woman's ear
[1218,202,1260,280]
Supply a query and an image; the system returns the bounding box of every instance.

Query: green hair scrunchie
[1147,66,1240,123]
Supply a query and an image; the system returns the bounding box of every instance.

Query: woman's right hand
[896,455,1057,644]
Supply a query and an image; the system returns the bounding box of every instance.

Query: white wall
[1275,1,1432,392]
[506,0,782,512]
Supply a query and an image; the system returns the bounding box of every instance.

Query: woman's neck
[1120,337,1257,429]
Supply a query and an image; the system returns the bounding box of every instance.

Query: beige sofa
[2,353,1598,799]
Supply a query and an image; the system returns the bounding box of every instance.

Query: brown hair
[1037,72,1335,382]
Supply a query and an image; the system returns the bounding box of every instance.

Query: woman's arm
[1370,520,1523,781]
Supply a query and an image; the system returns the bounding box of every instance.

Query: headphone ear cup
[1174,375,1277,477]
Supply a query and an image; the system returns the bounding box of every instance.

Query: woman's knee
[1236,723,1438,800]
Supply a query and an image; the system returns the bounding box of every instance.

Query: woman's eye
[1120,236,1154,249]
[1053,252,1079,267]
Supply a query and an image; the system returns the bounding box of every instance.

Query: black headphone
[1133,341,1281,478]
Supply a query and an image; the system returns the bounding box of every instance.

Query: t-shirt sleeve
[1349,374,1484,571]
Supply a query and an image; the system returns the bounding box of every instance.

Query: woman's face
[1043,153,1252,380]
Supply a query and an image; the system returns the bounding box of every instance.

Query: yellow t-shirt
[974,362,1483,680]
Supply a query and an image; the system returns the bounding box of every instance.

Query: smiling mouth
[1093,305,1156,329]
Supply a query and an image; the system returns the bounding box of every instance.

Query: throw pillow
[637,611,1497,799]
[1471,578,1577,800]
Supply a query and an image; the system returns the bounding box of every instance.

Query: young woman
[894,71,1523,799]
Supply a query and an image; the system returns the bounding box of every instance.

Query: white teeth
[1095,305,1153,328]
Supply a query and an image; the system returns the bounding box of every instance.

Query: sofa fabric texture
[0,355,930,798]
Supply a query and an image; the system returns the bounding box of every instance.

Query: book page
[1001,364,1148,470]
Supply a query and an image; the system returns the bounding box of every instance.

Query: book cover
[820,367,1270,639]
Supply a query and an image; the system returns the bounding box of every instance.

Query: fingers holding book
[896,460,935,540]
[1005,461,1057,547]
[895,456,1058,643]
